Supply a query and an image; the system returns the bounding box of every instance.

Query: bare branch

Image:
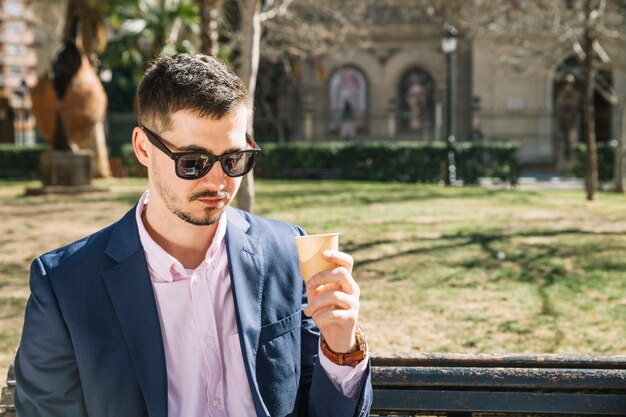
[259,0,294,22]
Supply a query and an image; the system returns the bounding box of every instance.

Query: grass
[1,178,625,371]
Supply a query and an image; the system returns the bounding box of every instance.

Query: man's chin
[175,206,225,226]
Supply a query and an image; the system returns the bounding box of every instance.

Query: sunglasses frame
[140,125,262,180]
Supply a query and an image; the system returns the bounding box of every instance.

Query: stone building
[0,0,37,145]
[293,19,626,168]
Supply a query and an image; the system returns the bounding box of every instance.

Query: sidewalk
[516,175,584,190]
[479,170,617,191]
[480,170,585,190]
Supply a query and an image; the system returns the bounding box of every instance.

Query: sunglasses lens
[177,154,211,178]
[223,151,256,177]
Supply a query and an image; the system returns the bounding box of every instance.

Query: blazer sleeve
[14,257,88,417]
[293,227,373,417]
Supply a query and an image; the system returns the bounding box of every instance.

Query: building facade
[0,0,37,145]
[293,20,626,168]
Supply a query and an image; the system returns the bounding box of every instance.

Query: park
[1,0,626,416]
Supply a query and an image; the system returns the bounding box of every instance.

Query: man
[15,53,372,417]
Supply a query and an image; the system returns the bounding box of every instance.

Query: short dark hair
[137,53,250,131]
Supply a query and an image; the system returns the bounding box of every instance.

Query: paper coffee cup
[295,233,339,282]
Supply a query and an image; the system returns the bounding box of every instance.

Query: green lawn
[1,178,625,371]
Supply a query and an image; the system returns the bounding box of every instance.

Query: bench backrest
[370,352,626,416]
[2,352,626,416]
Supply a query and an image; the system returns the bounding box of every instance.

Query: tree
[367,0,625,200]
[456,0,624,200]
[233,0,261,213]
[198,0,224,56]
[103,0,199,90]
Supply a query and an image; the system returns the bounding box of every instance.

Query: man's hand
[303,250,360,353]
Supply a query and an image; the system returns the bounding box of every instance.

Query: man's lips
[197,198,224,207]
[190,190,231,208]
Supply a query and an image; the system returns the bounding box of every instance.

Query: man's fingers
[311,308,355,329]
[306,267,359,296]
[304,290,355,317]
[322,250,353,273]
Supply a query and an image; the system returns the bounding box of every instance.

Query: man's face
[144,106,249,226]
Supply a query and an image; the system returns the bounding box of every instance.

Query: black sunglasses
[140,125,262,180]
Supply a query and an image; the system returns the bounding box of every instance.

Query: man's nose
[200,161,227,189]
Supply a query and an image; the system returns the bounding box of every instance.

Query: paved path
[480,173,586,190]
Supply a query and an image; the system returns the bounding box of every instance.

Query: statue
[30,16,111,184]
[555,74,582,170]
[340,101,356,140]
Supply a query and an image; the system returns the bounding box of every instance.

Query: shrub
[121,143,147,177]
[0,144,47,178]
[254,141,520,184]
[572,142,615,181]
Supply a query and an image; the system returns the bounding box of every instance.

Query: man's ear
[132,127,149,168]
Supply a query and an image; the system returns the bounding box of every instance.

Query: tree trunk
[236,0,262,213]
[582,0,598,201]
[615,102,626,193]
[198,0,223,56]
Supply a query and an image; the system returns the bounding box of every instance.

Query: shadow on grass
[353,227,626,351]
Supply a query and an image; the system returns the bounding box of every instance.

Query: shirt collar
[135,189,228,282]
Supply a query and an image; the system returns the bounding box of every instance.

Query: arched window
[328,67,367,134]
[554,56,613,142]
[398,68,435,133]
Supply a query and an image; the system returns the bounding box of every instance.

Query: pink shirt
[135,190,367,417]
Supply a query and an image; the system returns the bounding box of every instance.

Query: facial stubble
[152,159,234,226]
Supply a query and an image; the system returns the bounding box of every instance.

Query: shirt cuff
[317,343,369,399]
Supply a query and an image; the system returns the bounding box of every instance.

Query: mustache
[189,190,232,201]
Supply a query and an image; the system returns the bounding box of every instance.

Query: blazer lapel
[225,207,269,417]
[102,207,168,417]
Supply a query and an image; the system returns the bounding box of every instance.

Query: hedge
[254,141,521,184]
[2,141,520,184]
[121,143,147,177]
[572,141,616,181]
[0,144,47,178]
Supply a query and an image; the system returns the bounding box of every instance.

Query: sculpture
[555,74,582,170]
[31,16,111,180]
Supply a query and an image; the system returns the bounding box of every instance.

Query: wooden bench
[0,365,13,417]
[369,352,626,416]
[2,352,626,416]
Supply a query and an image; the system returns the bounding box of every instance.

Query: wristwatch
[320,326,368,367]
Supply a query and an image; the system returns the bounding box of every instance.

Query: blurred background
[0,0,625,372]
[1,0,624,180]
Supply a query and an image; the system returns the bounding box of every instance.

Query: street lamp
[15,80,28,146]
[441,23,458,185]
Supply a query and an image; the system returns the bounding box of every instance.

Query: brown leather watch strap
[320,327,368,367]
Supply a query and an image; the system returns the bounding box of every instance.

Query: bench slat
[373,366,626,390]
[372,389,626,415]
[371,352,626,369]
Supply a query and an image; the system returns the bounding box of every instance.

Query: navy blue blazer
[14,206,372,417]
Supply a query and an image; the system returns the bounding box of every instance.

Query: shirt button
[330,374,337,381]
[191,273,200,283]
[211,398,221,408]
[206,336,215,348]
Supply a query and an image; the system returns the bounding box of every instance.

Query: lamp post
[15,80,28,146]
[441,23,458,185]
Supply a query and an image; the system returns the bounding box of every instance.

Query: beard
[178,189,233,226]
[152,160,235,226]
